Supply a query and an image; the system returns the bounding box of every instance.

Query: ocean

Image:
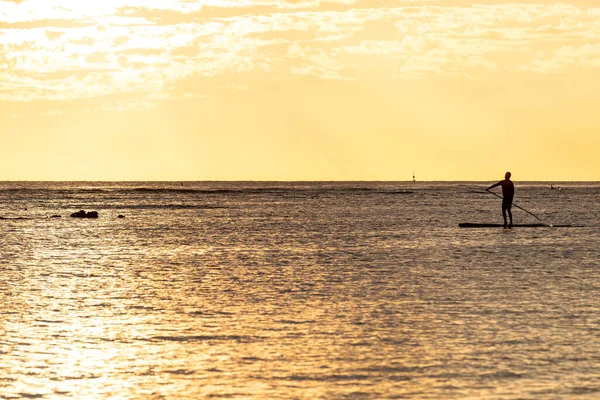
[1,181,599,399]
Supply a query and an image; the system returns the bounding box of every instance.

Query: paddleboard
[458,223,575,228]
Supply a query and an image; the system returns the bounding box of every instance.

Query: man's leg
[507,207,513,227]
[502,207,508,227]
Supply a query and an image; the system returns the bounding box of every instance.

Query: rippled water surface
[1,181,599,399]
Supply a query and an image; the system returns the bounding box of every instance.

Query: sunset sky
[1,0,599,181]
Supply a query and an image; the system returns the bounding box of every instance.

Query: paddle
[485,189,553,227]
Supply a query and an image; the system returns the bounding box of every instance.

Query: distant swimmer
[486,172,514,228]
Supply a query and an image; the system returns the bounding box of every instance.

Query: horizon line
[2,179,600,183]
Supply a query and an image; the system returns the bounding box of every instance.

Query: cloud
[40,108,64,116]
[0,1,599,106]
[339,4,600,77]
[287,42,354,80]
[522,43,600,73]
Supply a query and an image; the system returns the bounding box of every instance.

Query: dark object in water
[51,215,62,218]
[117,214,125,218]
[459,223,577,228]
[71,210,99,218]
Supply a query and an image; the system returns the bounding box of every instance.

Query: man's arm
[486,181,501,191]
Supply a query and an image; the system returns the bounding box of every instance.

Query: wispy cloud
[40,108,64,116]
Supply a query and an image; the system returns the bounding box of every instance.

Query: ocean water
[1,181,599,399]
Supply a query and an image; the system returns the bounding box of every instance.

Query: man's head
[505,171,512,180]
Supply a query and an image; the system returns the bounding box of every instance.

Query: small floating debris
[70,210,99,219]
[117,214,125,219]
[51,215,62,218]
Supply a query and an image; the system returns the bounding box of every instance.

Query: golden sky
[1,0,599,181]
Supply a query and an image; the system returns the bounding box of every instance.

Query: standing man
[487,172,514,228]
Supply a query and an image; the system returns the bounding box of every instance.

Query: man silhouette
[487,172,514,228]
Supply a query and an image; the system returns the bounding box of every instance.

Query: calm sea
[1,181,599,399]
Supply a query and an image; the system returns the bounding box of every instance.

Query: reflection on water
[1,182,599,398]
